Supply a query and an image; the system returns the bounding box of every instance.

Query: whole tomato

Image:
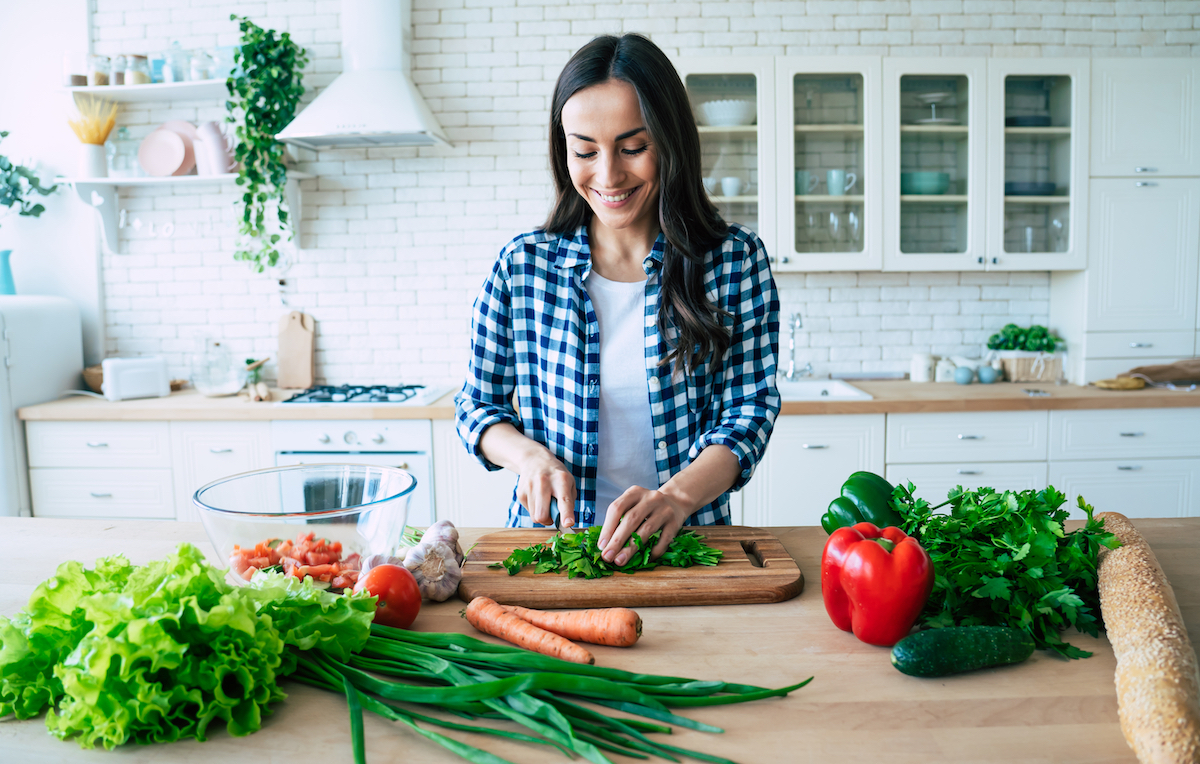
[354,564,421,629]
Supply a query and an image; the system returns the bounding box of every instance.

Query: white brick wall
[87,0,1197,385]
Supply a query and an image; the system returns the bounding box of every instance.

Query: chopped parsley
[491,526,722,579]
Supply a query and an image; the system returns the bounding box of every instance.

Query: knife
[550,498,577,535]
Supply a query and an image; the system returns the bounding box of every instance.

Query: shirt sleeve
[455,248,521,471]
[689,231,781,490]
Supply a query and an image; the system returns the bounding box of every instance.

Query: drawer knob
[957,434,983,440]
[209,447,233,453]
[90,491,113,498]
[86,442,108,448]
[1119,432,1145,438]
[318,434,331,444]
[1134,167,1157,173]
[1117,465,1142,471]
[956,469,981,475]
[372,434,385,444]
[801,444,829,449]
[1135,181,1157,187]
[1129,342,1153,348]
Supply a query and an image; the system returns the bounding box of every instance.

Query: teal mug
[795,170,819,195]
[827,169,857,196]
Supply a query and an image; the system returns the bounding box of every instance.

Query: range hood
[276,0,450,150]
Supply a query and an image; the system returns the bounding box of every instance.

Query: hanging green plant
[0,131,57,229]
[226,14,309,272]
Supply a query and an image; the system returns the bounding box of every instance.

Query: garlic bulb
[403,540,462,602]
[361,553,405,574]
[421,520,464,566]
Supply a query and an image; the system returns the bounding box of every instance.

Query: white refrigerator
[0,297,84,516]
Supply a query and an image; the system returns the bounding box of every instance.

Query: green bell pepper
[820,471,903,534]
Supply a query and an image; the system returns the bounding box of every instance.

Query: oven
[272,419,436,528]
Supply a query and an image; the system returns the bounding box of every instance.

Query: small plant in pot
[986,323,1064,382]
[0,131,58,295]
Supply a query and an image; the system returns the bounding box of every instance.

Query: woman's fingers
[554,472,578,529]
[517,454,577,527]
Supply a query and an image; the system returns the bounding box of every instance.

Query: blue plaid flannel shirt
[455,223,780,528]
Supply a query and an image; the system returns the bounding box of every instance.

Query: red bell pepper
[821,522,934,647]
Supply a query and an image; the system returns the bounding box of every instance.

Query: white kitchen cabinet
[885,411,1048,464]
[883,57,988,271]
[741,414,885,527]
[772,57,883,271]
[1049,409,1200,461]
[885,461,1048,506]
[1048,458,1200,519]
[985,58,1088,271]
[1090,59,1200,178]
[674,56,777,259]
[29,468,175,520]
[431,419,516,528]
[26,421,171,469]
[170,422,272,522]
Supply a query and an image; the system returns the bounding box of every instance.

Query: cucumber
[890,626,1035,677]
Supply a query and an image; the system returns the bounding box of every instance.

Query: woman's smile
[593,185,640,206]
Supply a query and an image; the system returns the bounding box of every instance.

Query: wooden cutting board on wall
[457,526,804,608]
[277,311,315,389]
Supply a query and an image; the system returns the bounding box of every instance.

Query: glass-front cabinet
[986,59,1088,270]
[673,57,777,259]
[774,58,882,271]
[883,58,987,270]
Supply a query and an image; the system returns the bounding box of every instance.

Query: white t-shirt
[586,270,659,524]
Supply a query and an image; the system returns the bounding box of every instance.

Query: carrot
[464,597,595,665]
[500,604,642,647]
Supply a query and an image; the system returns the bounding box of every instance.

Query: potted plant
[986,323,1064,382]
[0,131,57,294]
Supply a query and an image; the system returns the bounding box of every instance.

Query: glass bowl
[193,464,415,584]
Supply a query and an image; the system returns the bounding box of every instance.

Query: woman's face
[561,78,660,235]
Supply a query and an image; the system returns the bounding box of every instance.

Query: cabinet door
[171,422,272,522]
[774,56,882,271]
[885,462,1048,506]
[741,414,885,527]
[986,58,1088,271]
[431,420,516,528]
[30,468,175,520]
[1049,409,1200,461]
[1091,59,1200,177]
[886,411,1048,464]
[26,421,171,468]
[1048,458,1200,519]
[1087,178,1200,332]
[673,57,776,259]
[883,57,987,271]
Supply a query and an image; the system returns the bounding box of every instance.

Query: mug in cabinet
[826,170,857,197]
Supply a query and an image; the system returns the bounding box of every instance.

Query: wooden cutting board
[457,526,804,608]
[277,311,315,389]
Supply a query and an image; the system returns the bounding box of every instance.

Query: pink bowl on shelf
[138,129,186,177]
[159,120,198,176]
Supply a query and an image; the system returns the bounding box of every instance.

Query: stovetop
[280,384,451,405]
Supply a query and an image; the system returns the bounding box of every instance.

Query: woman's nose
[594,150,623,188]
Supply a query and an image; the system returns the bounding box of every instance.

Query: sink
[776,379,873,401]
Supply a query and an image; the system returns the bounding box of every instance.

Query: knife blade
[550,498,577,534]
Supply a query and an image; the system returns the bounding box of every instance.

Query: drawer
[1048,458,1200,519]
[26,421,171,468]
[1085,331,1195,359]
[1050,409,1200,460]
[171,422,272,522]
[885,462,1048,506]
[885,411,1048,464]
[30,468,175,519]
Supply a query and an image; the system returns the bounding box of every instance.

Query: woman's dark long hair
[544,34,731,376]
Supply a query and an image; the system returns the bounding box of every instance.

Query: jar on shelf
[148,51,166,83]
[111,55,126,85]
[124,55,150,85]
[188,50,211,81]
[106,126,142,178]
[86,55,110,87]
[163,42,188,83]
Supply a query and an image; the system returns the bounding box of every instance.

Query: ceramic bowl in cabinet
[194,464,415,584]
[900,172,950,195]
[697,99,756,127]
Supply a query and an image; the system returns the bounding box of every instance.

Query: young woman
[456,34,779,566]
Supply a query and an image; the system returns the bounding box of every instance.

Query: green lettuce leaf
[244,570,375,666]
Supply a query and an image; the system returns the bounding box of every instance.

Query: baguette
[1096,511,1200,763]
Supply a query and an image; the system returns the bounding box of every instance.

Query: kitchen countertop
[2,517,1196,763]
[17,381,1200,421]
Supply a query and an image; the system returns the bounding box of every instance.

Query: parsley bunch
[494,526,722,579]
[894,484,1120,659]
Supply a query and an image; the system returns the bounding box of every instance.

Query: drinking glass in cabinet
[688,73,760,237]
[899,75,970,254]
[793,73,865,254]
[1003,75,1072,254]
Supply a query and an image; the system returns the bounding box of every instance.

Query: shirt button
[657,441,667,450]
[648,377,661,391]
[589,444,597,455]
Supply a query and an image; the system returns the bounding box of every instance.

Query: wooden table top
[2,517,1197,763]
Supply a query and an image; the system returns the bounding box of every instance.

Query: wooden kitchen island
[1,518,1196,763]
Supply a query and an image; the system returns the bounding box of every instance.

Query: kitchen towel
[1119,358,1200,384]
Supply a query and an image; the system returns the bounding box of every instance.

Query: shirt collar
[554,224,667,275]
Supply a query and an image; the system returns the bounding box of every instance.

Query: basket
[997,351,1061,383]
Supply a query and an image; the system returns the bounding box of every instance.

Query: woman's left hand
[597,486,690,565]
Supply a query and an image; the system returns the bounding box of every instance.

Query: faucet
[783,313,813,380]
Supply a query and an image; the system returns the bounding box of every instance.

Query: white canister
[79,144,108,178]
[934,357,957,383]
[910,353,934,383]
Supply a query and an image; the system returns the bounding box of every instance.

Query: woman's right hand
[515,450,578,528]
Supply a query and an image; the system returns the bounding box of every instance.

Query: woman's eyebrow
[567,127,647,143]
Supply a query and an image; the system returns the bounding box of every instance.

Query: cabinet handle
[1129,342,1153,348]
[1119,431,1145,437]
[372,434,385,444]
[90,491,112,498]
[1135,181,1157,187]
[991,257,998,264]
[977,256,984,264]
[956,469,981,475]
[1117,465,1142,471]
[209,447,233,453]
[86,442,108,448]
[318,434,331,443]
[781,256,791,264]
[957,434,983,440]
[1134,167,1157,173]
[801,444,829,449]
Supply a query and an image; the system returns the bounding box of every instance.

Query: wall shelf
[709,195,758,203]
[1004,126,1071,136]
[900,194,969,203]
[697,125,758,135]
[795,194,864,202]
[1004,195,1070,204]
[794,124,864,133]
[64,80,229,103]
